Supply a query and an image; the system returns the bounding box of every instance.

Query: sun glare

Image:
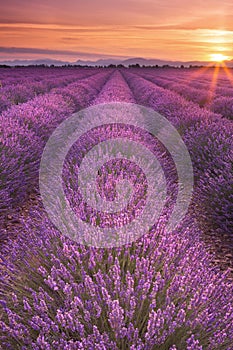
[210,53,228,62]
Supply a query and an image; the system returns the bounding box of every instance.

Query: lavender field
[0,66,233,349]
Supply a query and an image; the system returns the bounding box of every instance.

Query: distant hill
[0,57,233,67]
[76,58,121,66]
[0,58,69,66]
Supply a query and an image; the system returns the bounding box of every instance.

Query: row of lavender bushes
[122,70,233,242]
[0,70,112,227]
[133,69,233,119]
[0,68,97,113]
[0,68,74,86]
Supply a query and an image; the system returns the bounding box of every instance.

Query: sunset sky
[0,0,233,62]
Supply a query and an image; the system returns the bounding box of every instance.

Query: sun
[210,53,228,62]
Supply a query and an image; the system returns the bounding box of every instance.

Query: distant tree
[129,64,141,68]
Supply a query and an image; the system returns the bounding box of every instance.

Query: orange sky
[0,0,233,62]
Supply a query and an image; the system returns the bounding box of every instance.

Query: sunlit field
[0,66,233,349]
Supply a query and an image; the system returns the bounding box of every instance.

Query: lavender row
[0,70,112,227]
[122,70,233,246]
[92,70,135,104]
[132,69,233,119]
[0,67,95,87]
[0,68,98,113]
[140,68,233,92]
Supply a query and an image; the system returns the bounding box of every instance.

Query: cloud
[0,47,84,56]
[133,15,233,32]
[0,46,127,59]
[0,24,120,33]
